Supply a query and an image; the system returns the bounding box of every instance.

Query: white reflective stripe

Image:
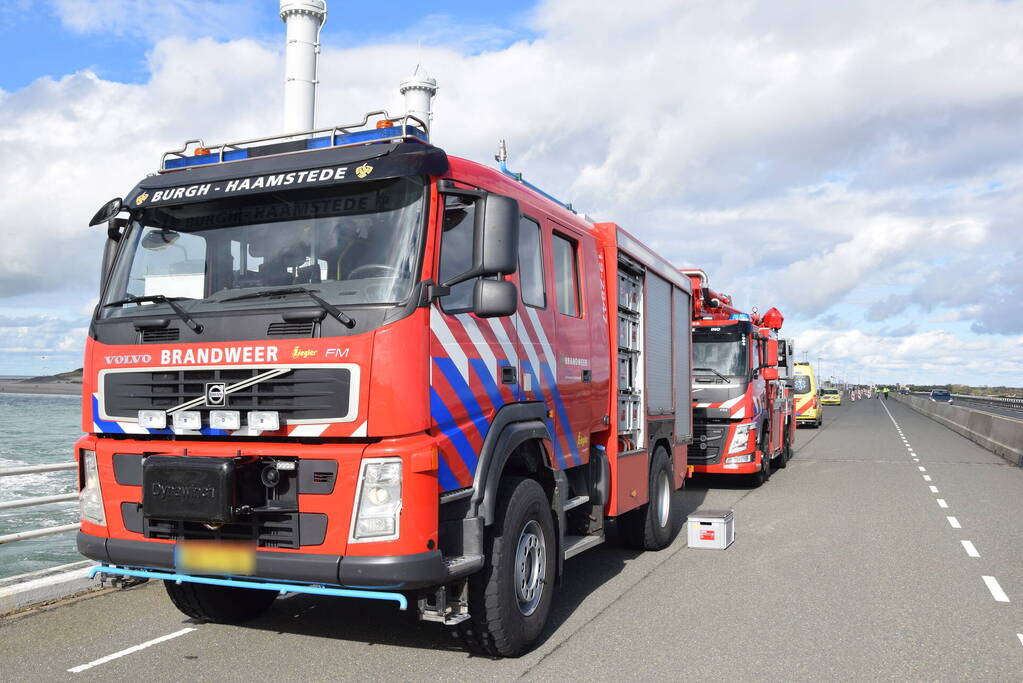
[719,395,743,409]
[289,424,328,437]
[351,421,367,437]
[515,313,546,393]
[116,422,149,435]
[732,406,745,419]
[695,403,710,408]
[485,316,519,367]
[430,309,469,380]
[525,306,556,368]
[456,313,498,382]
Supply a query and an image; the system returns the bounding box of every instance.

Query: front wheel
[618,447,675,550]
[164,581,277,623]
[457,476,556,658]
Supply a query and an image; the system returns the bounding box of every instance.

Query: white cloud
[2,0,1023,381]
[51,0,260,41]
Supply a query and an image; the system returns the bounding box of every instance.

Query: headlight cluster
[727,423,754,455]
[79,450,106,526]
[351,458,402,541]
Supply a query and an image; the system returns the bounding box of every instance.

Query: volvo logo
[205,382,227,407]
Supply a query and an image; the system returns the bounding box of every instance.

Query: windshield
[822,389,838,395]
[100,177,426,319]
[693,329,748,379]
[932,390,950,397]
[793,375,812,394]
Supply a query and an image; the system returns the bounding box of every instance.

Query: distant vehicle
[820,388,842,406]
[899,388,909,395]
[793,362,822,427]
[929,389,953,403]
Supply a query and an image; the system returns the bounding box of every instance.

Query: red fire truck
[74,109,696,654]
[683,270,794,485]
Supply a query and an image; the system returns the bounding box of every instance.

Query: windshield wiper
[103,295,203,334]
[222,287,356,329]
[693,367,729,383]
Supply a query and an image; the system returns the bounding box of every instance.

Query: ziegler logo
[292,346,317,359]
[104,354,152,365]
[205,382,227,407]
[135,192,149,206]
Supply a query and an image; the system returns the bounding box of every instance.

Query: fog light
[172,411,201,430]
[247,411,280,431]
[209,410,241,430]
[724,453,755,464]
[138,410,167,429]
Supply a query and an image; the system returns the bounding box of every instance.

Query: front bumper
[77,531,448,589]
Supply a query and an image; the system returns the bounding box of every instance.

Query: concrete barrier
[893,395,1023,466]
[0,560,103,616]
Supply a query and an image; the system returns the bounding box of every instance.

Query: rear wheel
[619,447,675,550]
[164,581,277,623]
[456,476,556,658]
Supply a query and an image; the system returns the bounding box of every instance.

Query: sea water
[0,393,82,579]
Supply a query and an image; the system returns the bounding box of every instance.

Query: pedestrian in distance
[883,387,889,400]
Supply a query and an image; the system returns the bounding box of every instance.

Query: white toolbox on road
[687,509,734,550]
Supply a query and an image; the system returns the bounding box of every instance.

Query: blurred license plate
[176,540,256,575]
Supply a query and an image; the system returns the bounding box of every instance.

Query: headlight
[725,453,755,464]
[350,458,402,541]
[79,450,106,526]
[727,423,754,455]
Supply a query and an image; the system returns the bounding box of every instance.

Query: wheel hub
[514,519,546,616]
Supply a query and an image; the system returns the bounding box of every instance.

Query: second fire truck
[684,270,794,485]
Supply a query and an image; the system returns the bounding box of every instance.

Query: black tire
[164,580,277,623]
[456,476,556,658]
[618,447,675,551]
[775,429,788,469]
[750,430,771,487]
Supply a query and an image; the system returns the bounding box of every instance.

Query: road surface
[3,398,1022,680]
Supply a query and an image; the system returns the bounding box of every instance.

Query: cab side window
[518,217,545,308]
[438,195,477,313]
[552,233,580,316]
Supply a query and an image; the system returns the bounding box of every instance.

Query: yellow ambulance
[793,362,822,427]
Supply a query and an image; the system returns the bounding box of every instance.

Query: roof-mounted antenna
[495,139,574,212]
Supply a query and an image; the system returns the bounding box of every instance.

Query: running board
[564,495,590,512]
[562,533,605,560]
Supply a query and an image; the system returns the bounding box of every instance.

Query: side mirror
[473,279,517,318]
[762,367,779,381]
[89,197,123,227]
[444,193,519,287]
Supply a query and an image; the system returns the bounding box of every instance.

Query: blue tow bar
[90,565,408,610]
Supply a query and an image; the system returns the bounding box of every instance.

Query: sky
[0,0,1020,386]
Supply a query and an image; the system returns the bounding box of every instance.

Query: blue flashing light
[162,125,428,171]
[730,313,751,321]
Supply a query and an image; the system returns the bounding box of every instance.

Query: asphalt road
[3,398,1023,681]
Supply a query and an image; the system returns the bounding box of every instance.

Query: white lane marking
[923,475,932,481]
[918,466,927,471]
[1017,633,1023,647]
[961,540,980,558]
[937,499,949,508]
[68,628,196,673]
[983,576,1010,603]
[947,516,961,528]
[929,485,939,493]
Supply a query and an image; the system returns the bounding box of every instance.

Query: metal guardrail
[908,392,1023,412]
[0,462,79,545]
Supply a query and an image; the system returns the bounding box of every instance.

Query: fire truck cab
[684,271,794,486]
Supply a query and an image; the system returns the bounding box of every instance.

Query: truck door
[518,219,591,470]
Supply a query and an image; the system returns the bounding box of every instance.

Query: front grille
[141,327,180,343]
[103,367,351,421]
[144,513,299,548]
[688,423,727,464]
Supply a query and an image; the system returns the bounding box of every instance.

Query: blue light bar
[90,564,408,609]
[730,313,751,321]
[163,125,428,171]
[498,159,575,213]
